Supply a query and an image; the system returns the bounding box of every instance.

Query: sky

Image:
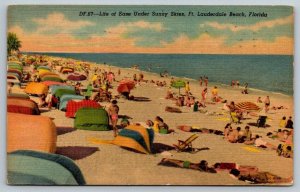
[7,5,294,54]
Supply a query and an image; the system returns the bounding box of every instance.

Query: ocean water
[31,53,293,95]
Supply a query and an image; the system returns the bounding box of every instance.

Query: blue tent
[59,94,84,110]
[7,150,86,185]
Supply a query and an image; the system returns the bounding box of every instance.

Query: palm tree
[7,32,21,56]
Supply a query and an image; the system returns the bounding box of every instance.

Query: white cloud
[32,12,95,33]
[203,15,293,32]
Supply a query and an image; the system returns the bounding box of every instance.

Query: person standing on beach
[199,77,203,87]
[185,81,190,95]
[201,88,208,107]
[204,77,209,87]
[231,80,235,88]
[264,96,270,113]
[211,86,218,102]
[108,100,120,137]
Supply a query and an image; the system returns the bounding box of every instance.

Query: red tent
[65,100,101,118]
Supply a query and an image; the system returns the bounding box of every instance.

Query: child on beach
[211,86,218,102]
[108,100,120,137]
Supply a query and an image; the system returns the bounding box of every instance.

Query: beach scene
[7,5,294,185]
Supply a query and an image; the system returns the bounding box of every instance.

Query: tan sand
[14,57,293,185]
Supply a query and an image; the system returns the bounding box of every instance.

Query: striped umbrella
[235,102,261,112]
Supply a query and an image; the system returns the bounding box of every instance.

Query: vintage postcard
[7,5,294,185]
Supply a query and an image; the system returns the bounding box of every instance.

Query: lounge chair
[173,134,199,153]
[257,116,267,128]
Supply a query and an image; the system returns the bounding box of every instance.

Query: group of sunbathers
[158,158,292,184]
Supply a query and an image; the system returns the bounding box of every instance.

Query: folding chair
[257,116,267,128]
[173,134,199,153]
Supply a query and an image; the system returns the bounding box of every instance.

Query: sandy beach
[7,54,294,186]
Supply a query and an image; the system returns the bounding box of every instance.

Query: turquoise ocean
[29,53,293,96]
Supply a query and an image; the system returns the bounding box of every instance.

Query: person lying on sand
[253,135,277,150]
[158,158,217,173]
[214,163,258,175]
[266,129,290,142]
[229,168,292,184]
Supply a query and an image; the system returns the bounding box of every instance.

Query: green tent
[41,76,64,83]
[74,108,110,131]
[54,89,76,98]
[8,64,23,71]
[7,150,86,185]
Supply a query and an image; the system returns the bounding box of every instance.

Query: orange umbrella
[235,102,261,112]
[119,79,135,90]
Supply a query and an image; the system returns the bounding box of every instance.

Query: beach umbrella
[41,76,64,83]
[235,102,261,112]
[7,69,22,78]
[67,73,87,81]
[41,81,65,86]
[112,125,154,154]
[38,68,51,75]
[39,72,59,78]
[119,79,135,89]
[37,66,50,70]
[117,79,135,93]
[171,80,186,94]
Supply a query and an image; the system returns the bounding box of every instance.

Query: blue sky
[7,5,294,54]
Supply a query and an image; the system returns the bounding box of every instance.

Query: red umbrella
[117,84,130,93]
[119,79,135,90]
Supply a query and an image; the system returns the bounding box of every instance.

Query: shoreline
[24,52,293,97]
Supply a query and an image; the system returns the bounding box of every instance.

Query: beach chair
[257,116,267,128]
[173,134,199,153]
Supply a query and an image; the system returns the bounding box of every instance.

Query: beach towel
[242,146,261,153]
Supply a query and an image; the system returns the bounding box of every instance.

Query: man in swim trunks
[264,96,270,113]
[108,100,120,137]
[158,158,216,173]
